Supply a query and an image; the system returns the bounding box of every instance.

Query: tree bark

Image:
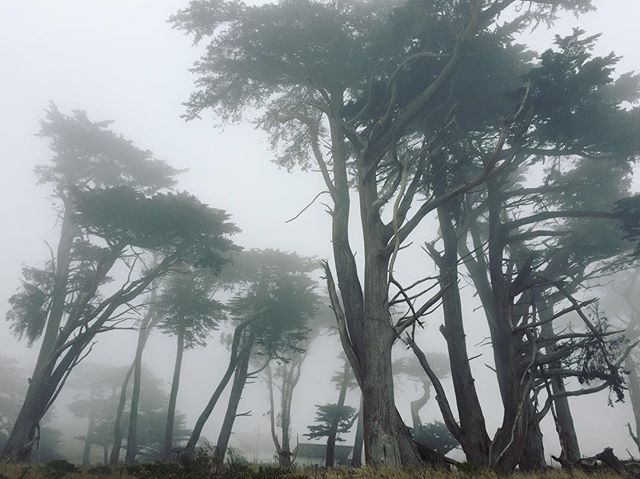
[351,396,364,467]
[163,325,185,460]
[540,303,580,464]
[518,403,546,471]
[110,309,155,464]
[83,390,96,466]
[430,175,491,467]
[410,383,430,430]
[627,355,640,454]
[125,321,150,464]
[109,362,135,464]
[1,203,75,463]
[325,360,350,467]
[213,338,252,463]
[182,321,250,459]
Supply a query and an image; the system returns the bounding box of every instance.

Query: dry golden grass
[0,463,626,479]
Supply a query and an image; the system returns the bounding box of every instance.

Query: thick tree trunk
[325,360,349,467]
[1,375,55,463]
[435,203,491,467]
[163,326,185,460]
[351,397,364,467]
[213,341,251,463]
[360,320,420,465]
[486,177,531,474]
[182,322,249,459]
[518,403,546,471]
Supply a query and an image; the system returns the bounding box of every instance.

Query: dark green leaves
[35,104,179,195]
[304,403,358,441]
[74,187,239,269]
[155,270,225,349]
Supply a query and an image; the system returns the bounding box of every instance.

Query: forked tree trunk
[163,326,186,460]
[431,195,491,467]
[213,340,252,463]
[111,264,158,465]
[182,322,250,459]
[267,355,303,467]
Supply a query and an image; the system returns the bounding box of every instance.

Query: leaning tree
[2,107,239,463]
[154,269,225,459]
[172,0,599,466]
[215,255,319,465]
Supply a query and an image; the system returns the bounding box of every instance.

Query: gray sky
[1,0,640,463]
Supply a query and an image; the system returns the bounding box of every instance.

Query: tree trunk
[351,396,364,467]
[627,355,640,454]
[433,194,491,467]
[540,304,581,463]
[111,311,155,465]
[109,362,135,464]
[360,320,419,465]
[1,375,55,463]
[103,445,108,465]
[182,322,250,459]
[213,339,252,463]
[518,403,546,471]
[1,203,75,464]
[410,384,430,430]
[326,360,350,467]
[83,391,96,466]
[164,326,185,460]
[125,322,149,464]
[485,177,530,474]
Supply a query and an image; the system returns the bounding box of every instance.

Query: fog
[1,0,640,470]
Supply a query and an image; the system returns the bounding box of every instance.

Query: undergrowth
[0,461,627,479]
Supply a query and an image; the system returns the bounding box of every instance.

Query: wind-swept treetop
[155,269,225,349]
[74,187,239,269]
[229,265,318,360]
[35,104,179,196]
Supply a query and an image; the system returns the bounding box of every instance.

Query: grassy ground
[0,463,629,479]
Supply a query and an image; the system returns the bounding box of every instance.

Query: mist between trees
[2,0,640,476]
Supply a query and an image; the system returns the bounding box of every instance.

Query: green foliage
[155,269,225,349]
[74,187,239,268]
[227,251,320,361]
[527,30,640,156]
[393,353,449,382]
[6,265,54,346]
[304,404,358,442]
[35,104,178,195]
[412,421,459,456]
